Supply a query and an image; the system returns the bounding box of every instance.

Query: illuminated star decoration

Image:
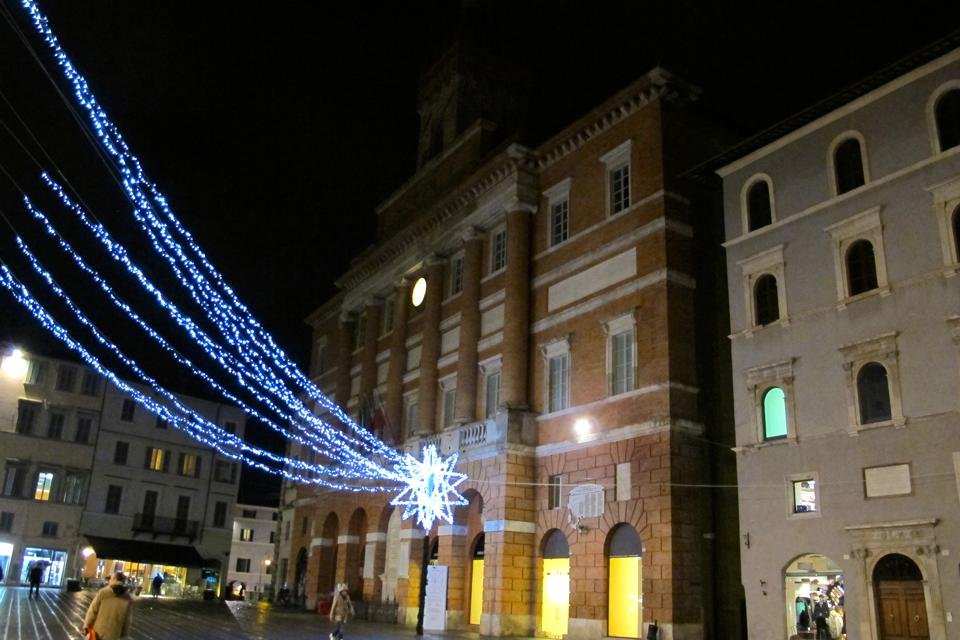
[391,445,468,530]
[1,0,470,531]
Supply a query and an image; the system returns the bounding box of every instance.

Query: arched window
[935,88,960,152]
[953,204,960,263]
[762,387,787,440]
[833,138,865,194]
[753,274,780,326]
[747,180,772,231]
[857,362,891,424]
[845,239,878,295]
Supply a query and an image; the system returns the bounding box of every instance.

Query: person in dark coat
[813,595,830,640]
[28,563,44,598]
[151,574,163,598]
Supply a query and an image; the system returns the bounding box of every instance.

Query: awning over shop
[84,536,208,568]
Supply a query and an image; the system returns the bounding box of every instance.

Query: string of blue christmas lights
[15,0,471,529]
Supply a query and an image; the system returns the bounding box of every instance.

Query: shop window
[47,412,65,439]
[240,528,254,542]
[753,274,780,326]
[105,485,122,514]
[791,478,817,513]
[934,88,960,151]
[763,387,788,440]
[743,176,774,232]
[55,365,76,392]
[857,362,892,424]
[113,441,129,465]
[831,135,867,195]
[34,472,55,501]
[826,207,888,304]
[839,332,903,431]
[120,398,135,422]
[845,240,878,295]
[41,521,58,537]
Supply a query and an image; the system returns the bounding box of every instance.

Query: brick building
[280,44,741,640]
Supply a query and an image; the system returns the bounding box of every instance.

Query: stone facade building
[717,43,960,639]
[280,44,742,640]
[226,503,278,599]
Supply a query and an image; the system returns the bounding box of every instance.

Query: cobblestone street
[0,587,537,639]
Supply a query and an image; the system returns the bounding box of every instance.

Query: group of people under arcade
[794,584,845,640]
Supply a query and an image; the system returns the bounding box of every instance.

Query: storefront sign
[422,564,448,631]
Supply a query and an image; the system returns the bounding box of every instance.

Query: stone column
[417,258,445,435]
[396,526,428,626]
[501,206,534,409]
[337,534,363,597]
[363,531,387,602]
[359,299,382,430]
[455,230,483,425]
[437,524,468,629]
[384,280,410,444]
[334,312,356,408]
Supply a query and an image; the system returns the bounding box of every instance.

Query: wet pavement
[0,587,538,639]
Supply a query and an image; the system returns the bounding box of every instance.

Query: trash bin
[203,589,216,601]
[66,579,81,592]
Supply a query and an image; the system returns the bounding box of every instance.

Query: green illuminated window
[762,387,787,440]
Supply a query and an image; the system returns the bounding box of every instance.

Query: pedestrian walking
[813,594,830,640]
[328,584,354,640]
[83,572,133,640]
[27,562,43,598]
[151,573,163,598]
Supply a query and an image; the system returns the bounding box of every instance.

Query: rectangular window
[175,496,190,523]
[223,421,237,435]
[79,371,100,396]
[47,412,65,439]
[155,416,168,429]
[74,415,93,444]
[145,447,168,472]
[0,511,12,532]
[240,528,254,542]
[213,501,228,528]
[142,490,158,524]
[16,400,41,435]
[792,479,817,513]
[449,255,464,296]
[113,441,129,465]
[236,558,251,573]
[105,485,122,514]
[485,371,501,419]
[610,163,630,215]
[178,453,200,478]
[34,471,55,501]
[548,354,569,413]
[55,365,76,392]
[381,297,395,336]
[242,509,257,519]
[611,330,635,395]
[548,475,562,510]
[491,228,507,273]
[404,399,418,436]
[214,460,236,483]
[442,387,456,428]
[120,398,135,422]
[550,199,569,246]
[25,359,46,385]
[41,521,58,537]
[2,464,26,497]
[61,471,86,505]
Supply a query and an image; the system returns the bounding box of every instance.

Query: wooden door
[877,581,929,640]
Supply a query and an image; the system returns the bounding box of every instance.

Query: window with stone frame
[543,178,571,248]
[403,392,419,437]
[25,359,46,385]
[55,364,76,392]
[825,207,889,306]
[480,356,502,419]
[745,359,798,445]
[447,253,464,297]
[548,475,563,510]
[933,86,960,152]
[600,140,632,216]
[47,411,65,439]
[381,296,395,336]
[738,244,788,332]
[787,473,820,518]
[439,376,457,428]
[16,399,40,435]
[490,226,507,273]
[79,371,101,396]
[741,175,775,232]
[541,336,571,413]
[830,134,868,195]
[930,174,960,275]
[839,332,904,431]
[604,313,636,396]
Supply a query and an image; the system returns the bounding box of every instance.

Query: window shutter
[144,448,152,469]
[162,450,170,472]
[195,457,202,478]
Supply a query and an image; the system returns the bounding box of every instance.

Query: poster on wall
[423,564,448,631]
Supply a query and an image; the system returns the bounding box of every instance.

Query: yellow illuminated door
[470,558,484,625]
[541,558,570,638]
[608,556,641,638]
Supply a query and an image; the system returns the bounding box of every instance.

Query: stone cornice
[335,144,538,293]
[537,67,700,171]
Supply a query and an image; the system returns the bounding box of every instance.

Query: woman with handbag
[83,572,133,640]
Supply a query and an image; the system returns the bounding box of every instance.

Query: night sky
[0,1,958,504]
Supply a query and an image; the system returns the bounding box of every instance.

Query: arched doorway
[382,508,401,603]
[345,508,367,597]
[540,529,570,638]
[606,523,642,638]
[294,547,308,605]
[317,512,339,609]
[874,553,928,639]
[469,533,485,626]
[783,554,844,639]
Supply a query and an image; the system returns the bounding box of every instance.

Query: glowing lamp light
[411,277,427,307]
[1,348,28,379]
[574,418,592,437]
[81,546,95,559]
